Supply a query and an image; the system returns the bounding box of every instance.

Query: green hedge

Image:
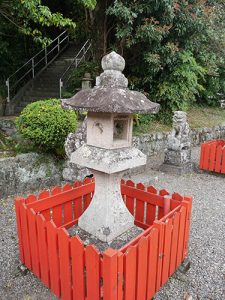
[16,99,77,154]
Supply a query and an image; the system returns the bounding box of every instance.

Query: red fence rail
[200,140,225,174]
[15,178,192,300]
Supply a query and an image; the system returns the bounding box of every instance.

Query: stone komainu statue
[164,111,192,167]
[167,111,191,151]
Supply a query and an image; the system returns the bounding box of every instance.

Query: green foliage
[14,139,36,155]
[157,51,206,121]
[78,0,96,10]
[107,0,225,122]
[15,99,77,155]
[1,0,225,126]
[64,60,101,96]
[0,0,76,46]
[133,113,155,127]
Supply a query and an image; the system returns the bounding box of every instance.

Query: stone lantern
[81,72,92,90]
[62,51,160,242]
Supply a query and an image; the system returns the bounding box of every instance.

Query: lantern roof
[62,51,160,114]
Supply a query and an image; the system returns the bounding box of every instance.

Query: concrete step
[39,73,63,77]
[28,87,58,92]
[35,78,60,84]
[13,43,84,114]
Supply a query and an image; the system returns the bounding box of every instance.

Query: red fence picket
[15,178,192,300]
[200,140,225,174]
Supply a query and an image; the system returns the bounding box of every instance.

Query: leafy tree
[107,0,225,121]
[0,0,97,99]
[0,0,76,45]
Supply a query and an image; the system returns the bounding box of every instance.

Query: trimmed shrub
[16,99,77,154]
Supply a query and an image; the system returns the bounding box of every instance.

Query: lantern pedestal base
[78,170,134,242]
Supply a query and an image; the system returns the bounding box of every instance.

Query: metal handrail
[6,31,69,103]
[59,39,92,98]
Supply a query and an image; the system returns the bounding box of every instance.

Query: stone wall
[0,118,16,136]
[0,153,63,198]
[1,124,225,197]
[133,124,225,156]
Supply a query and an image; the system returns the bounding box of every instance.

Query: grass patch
[187,106,225,128]
[133,106,225,135]
[133,121,171,135]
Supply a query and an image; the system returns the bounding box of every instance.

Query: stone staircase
[14,44,78,114]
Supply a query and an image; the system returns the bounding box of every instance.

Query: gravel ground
[0,147,224,300]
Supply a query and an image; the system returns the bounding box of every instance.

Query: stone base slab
[164,149,191,166]
[159,162,194,175]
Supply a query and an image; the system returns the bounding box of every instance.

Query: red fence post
[136,237,148,300]
[125,180,135,215]
[154,221,165,292]
[20,201,32,269]
[58,228,72,300]
[161,218,173,286]
[103,248,118,300]
[146,227,159,299]
[135,183,145,223]
[85,245,101,300]
[182,196,193,259]
[199,143,206,169]
[71,236,85,300]
[27,208,40,277]
[163,195,171,217]
[176,206,187,268]
[51,186,63,226]
[117,252,124,300]
[74,181,83,218]
[146,186,157,225]
[209,142,217,171]
[124,246,137,300]
[63,183,73,224]
[169,212,180,277]
[46,221,60,297]
[36,214,50,287]
[202,143,211,170]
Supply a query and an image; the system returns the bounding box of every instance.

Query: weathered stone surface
[164,149,191,166]
[62,87,160,114]
[78,170,134,242]
[62,51,160,114]
[86,112,133,149]
[219,99,225,109]
[64,118,87,157]
[71,144,147,174]
[167,111,191,151]
[82,72,92,90]
[101,51,125,72]
[63,118,90,181]
[164,111,192,168]
[0,118,17,136]
[0,153,63,197]
[68,224,143,252]
[62,160,90,182]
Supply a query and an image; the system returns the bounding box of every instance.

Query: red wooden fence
[15,178,192,300]
[200,140,225,174]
